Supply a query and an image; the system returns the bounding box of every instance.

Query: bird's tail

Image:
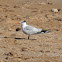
[36,29,51,34]
[41,30,51,33]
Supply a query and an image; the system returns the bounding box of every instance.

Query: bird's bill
[16,22,20,24]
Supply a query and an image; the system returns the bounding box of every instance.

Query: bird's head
[20,21,26,23]
[16,20,26,24]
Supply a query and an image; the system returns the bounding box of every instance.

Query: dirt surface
[0,0,62,62]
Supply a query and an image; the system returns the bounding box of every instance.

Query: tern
[17,21,50,39]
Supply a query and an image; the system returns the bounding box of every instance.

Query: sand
[0,0,62,62]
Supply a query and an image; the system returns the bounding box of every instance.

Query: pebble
[51,9,58,13]
[14,5,20,8]
[16,28,21,31]
[40,2,46,5]
[47,2,52,5]
[8,28,12,31]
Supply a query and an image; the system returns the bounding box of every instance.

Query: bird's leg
[28,35,30,39]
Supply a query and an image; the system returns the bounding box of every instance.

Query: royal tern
[17,21,50,39]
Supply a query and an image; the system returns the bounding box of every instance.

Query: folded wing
[23,25,42,35]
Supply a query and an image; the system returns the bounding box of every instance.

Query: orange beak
[16,22,20,24]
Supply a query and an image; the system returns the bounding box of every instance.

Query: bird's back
[22,25,42,35]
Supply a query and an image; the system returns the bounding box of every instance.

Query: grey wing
[23,25,42,35]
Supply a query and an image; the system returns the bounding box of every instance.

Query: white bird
[17,21,50,39]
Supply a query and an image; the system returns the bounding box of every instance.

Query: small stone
[0,5,2,6]
[4,36,8,38]
[14,6,17,8]
[5,57,8,60]
[16,28,21,31]
[40,50,44,53]
[47,2,52,5]
[58,9,61,11]
[8,28,12,31]
[51,9,58,13]
[21,47,27,51]
[5,16,7,18]
[56,29,59,31]
[4,52,13,56]
[14,5,20,8]
[9,52,13,56]
[40,2,46,5]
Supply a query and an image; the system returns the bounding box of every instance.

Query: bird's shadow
[14,38,25,39]
[14,37,36,40]
[3,36,25,39]
[3,36,36,40]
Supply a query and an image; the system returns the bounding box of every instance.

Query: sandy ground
[0,0,62,62]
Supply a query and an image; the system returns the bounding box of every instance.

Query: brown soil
[0,0,62,62]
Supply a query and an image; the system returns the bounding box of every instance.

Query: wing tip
[41,30,51,33]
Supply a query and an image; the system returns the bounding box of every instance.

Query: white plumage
[20,21,50,39]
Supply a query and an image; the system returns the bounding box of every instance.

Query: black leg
[28,35,30,39]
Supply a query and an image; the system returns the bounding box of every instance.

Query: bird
[17,21,50,39]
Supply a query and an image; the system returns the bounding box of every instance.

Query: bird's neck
[21,22,27,28]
